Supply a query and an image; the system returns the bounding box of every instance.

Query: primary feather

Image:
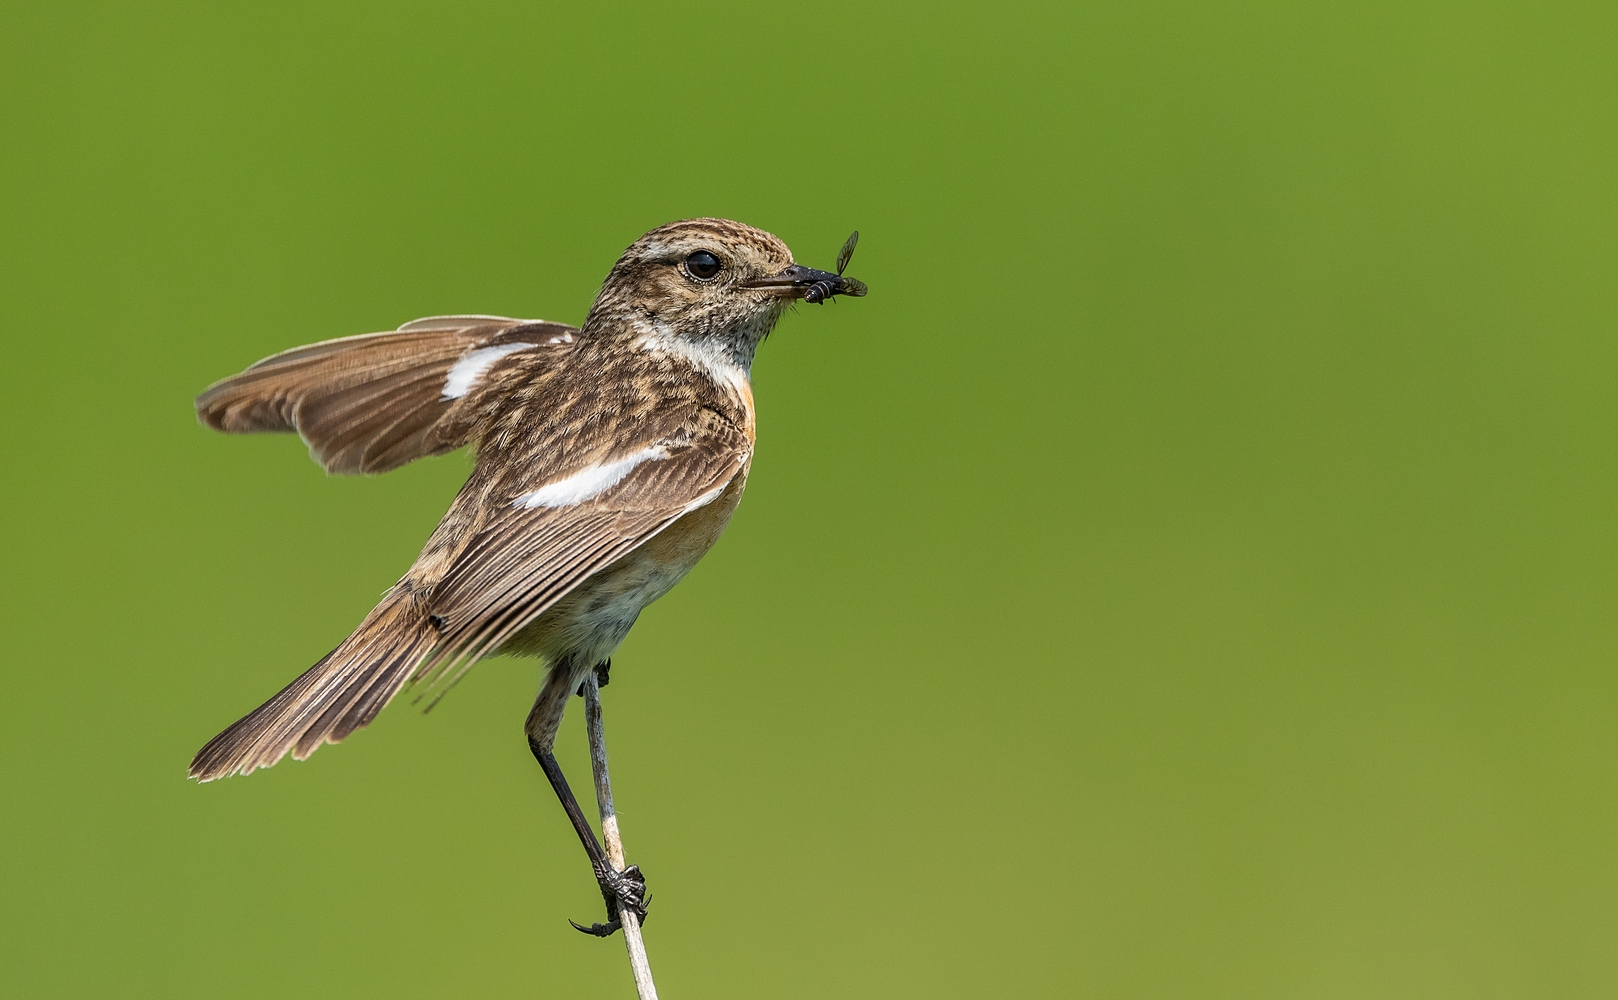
[195,316,577,474]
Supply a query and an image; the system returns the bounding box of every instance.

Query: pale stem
[583,674,658,1000]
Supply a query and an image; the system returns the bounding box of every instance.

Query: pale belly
[500,470,749,668]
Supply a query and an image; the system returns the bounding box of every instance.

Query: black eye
[685,250,721,281]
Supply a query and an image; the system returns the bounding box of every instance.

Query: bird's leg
[526,660,647,936]
[531,749,648,936]
[580,668,659,997]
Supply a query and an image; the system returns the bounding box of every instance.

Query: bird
[187,218,866,933]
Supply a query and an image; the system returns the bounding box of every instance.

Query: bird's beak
[743,264,868,299]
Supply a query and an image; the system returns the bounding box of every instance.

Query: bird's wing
[413,406,752,692]
[195,315,579,474]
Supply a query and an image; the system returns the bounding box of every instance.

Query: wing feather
[411,411,751,694]
[196,316,578,474]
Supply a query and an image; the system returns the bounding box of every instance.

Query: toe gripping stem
[569,859,649,937]
[529,708,647,939]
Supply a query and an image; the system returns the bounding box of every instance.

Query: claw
[583,858,650,933]
[575,659,612,697]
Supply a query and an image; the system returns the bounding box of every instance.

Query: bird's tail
[189,591,437,781]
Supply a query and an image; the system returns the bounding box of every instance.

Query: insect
[803,230,868,304]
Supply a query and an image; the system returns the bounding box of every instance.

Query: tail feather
[189,594,437,781]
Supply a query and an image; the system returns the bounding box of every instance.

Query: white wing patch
[441,342,537,400]
[514,445,671,509]
[680,483,728,514]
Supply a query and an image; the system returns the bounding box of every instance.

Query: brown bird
[188,218,866,932]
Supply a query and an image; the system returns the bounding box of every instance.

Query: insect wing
[836,230,859,276]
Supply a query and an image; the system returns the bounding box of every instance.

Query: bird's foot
[575,659,611,697]
[570,861,648,937]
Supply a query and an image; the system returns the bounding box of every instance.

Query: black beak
[744,264,868,300]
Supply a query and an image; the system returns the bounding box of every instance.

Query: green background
[3,2,1615,997]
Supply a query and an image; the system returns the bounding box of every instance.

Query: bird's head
[585,218,864,372]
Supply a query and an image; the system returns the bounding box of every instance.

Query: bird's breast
[505,468,751,664]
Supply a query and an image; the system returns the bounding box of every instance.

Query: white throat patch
[636,332,752,394]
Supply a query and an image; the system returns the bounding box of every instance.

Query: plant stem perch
[583,674,658,999]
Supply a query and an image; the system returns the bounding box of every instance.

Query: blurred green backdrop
[3,1,1616,997]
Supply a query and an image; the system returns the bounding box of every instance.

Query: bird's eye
[685,251,722,281]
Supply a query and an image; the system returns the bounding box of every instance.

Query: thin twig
[583,674,658,1000]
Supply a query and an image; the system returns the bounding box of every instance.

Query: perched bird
[188,218,866,932]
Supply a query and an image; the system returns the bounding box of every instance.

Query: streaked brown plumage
[188,218,865,932]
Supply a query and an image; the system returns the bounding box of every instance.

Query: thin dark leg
[529,740,608,867]
[528,740,647,935]
[526,661,646,936]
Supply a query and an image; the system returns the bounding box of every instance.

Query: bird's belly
[503,470,748,666]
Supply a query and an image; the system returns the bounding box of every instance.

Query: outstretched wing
[413,406,752,692]
[196,315,579,474]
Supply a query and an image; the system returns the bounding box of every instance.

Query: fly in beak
[744,264,869,300]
